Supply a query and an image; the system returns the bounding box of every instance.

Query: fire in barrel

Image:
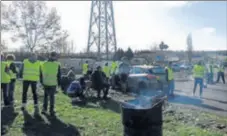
[121,91,166,136]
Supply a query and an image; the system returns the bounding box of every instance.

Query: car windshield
[146,67,166,74]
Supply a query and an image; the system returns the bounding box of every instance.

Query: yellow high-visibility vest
[23,59,40,81]
[103,66,110,78]
[82,63,88,75]
[193,65,205,78]
[42,61,59,86]
[218,66,224,72]
[111,61,117,74]
[1,61,11,83]
[7,61,17,79]
[166,67,174,80]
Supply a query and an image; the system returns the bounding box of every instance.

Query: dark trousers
[216,72,225,84]
[97,83,110,97]
[22,81,38,105]
[43,86,56,112]
[1,83,9,105]
[8,80,16,103]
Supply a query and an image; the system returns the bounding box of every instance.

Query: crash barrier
[121,91,166,136]
[174,69,193,81]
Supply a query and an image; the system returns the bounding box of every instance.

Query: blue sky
[169,1,227,37]
[2,1,227,52]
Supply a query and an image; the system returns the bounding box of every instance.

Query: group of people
[66,61,118,100]
[1,52,61,117]
[165,61,226,98]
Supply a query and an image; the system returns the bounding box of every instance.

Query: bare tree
[1,3,8,52]
[186,33,193,63]
[150,42,159,51]
[0,40,8,51]
[2,1,68,52]
[159,41,169,51]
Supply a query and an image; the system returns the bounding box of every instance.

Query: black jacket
[91,70,106,90]
[9,62,17,82]
[40,59,61,87]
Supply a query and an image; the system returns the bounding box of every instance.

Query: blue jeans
[9,81,16,103]
[193,78,203,96]
[168,80,175,95]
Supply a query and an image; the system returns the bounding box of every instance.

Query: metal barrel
[121,95,166,136]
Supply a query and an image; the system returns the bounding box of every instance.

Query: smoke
[123,89,166,109]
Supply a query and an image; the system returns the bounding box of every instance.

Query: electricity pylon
[86,1,117,60]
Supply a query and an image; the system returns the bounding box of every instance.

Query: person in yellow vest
[193,61,205,98]
[6,54,18,105]
[103,62,111,79]
[216,63,225,84]
[1,53,11,106]
[165,62,175,96]
[40,52,61,116]
[111,61,117,75]
[82,60,89,76]
[21,53,41,115]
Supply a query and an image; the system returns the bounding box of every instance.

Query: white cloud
[2,1,226,52]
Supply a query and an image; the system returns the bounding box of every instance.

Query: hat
[50,51,57,57]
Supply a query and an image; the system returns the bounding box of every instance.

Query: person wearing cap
[91,66,110,99]
[165,61,175,96]
[40,52,61,116]
[6,54,18,105]
[20,53,41,115]
[1,53,11,106]
[192,61,205,98]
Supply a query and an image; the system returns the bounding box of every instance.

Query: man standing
[165,62,175,97]
[103,62,110,79]
[41,52,61,116]
[193,61,205,98]
[6,54,18,105]
[111,61,117,75]
[208,62,214,84]
[82,60,89,76]
[216,63,225,84]
[21,53,41,115]
[1,53,11,106]
[91,66,110,99]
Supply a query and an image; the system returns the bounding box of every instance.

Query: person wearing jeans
[6,54,18,105]
[41,52,61,116]
[165,62,175,96]
[1,53,11,106]
[193,61,205,98]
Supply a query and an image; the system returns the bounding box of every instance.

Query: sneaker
[50,111,56,117]
[192,93,195,97]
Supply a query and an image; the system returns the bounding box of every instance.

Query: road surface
[173,80,227,116]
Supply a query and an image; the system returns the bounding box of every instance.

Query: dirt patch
[164,103,227,134]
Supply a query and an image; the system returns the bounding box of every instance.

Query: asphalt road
[173,80,227,115]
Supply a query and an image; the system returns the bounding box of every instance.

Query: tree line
[1,1,75,54]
